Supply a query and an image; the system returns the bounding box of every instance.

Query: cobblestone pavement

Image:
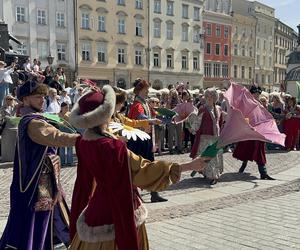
[0,150,299,220]
[147,191,300,250]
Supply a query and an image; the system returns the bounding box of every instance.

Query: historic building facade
[274,19,298,90]
[75,0,148,88]
[231,12,256,86]
[148,0,205,89]
[0,0,75,79]
[233,0,275,91]
[203,0,232,89]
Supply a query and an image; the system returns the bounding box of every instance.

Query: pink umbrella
[218,82,286,148]
[173,102,198,124]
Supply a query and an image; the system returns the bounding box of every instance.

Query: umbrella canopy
[218,82,286,148]
[125,87,159,95]
[158,88,170,94]
[189,89,200,95]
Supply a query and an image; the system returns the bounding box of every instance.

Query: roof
[286,66,300,81]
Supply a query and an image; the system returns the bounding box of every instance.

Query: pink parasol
[218,82,286,148]
[173,102,198,124]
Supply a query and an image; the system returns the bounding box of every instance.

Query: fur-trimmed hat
[69,85,116,129]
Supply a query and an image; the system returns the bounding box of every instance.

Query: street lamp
[46,53,54,65]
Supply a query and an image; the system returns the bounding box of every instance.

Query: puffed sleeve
[118,113,149,130]
[128,149,181,191]
[27,119,80,147]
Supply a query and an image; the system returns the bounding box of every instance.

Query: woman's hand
[180,156,211,173]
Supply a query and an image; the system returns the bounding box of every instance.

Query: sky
[257,0,299,32]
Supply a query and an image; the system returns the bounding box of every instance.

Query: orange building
[203,0,232,89]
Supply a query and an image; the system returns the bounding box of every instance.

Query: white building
[149,0,205,89]
[232,0,275,91]
[0,0,75,78]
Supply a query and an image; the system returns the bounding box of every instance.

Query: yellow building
[75,0,148,88]
[231,13,256,87]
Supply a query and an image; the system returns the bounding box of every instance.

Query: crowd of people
[0,58,300,249]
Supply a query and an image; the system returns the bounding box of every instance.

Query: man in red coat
[233,86,275,180]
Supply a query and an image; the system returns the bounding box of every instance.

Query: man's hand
[180,156,211,173]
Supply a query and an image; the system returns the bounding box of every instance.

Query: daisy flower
[109,122,150,141]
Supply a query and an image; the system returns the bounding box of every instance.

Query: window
[215,44,220,55]
[206,23,211,36]
[37,9,47,25]
[17,41,27,55]
[213,63,220,77]
[234,44,238,56]
[182,4,189,18]
[262,74,265,84]
[98,16,105,32]
[82,42,91,61]
[269,57,272,67]
[135,0,143,9]
[81,13,89,29]
[263,55,266,65]
[263,40,266,50]
[222,64,228,77]
[153,53,159,67]
[97,44,106,63]
[117,0,125,5]
[249,67,252,79]
[16,6,25,22]
[182,25,188,41]
[57,43,66,61]
[249,47,253,57]
[241,66,245,79]
[154,0,161,13]
[267,75,271,83]
[193,27,200,43]
[37,41,48,59]
[270,41,272,52]
[257,38,260,49]
[182,55,188,69]
[135,50,142,65]
[241,45,245,56]
[204,63,211,77]
[56,12,65,28]
[193,56,199,70]
[136,20,143,36]
[166,22,173,40]
[118,18,126,34]
[154,20,161,38]
[118,48,126,63]
[194,7,200,21]
[206,43,211,54]
[224,26,229,38]
[167,1,174,15]
[167,54,173,68]
[234,65,238,78]
[256,54,260,65]
[216,25,221,37]
[224,44,228,56]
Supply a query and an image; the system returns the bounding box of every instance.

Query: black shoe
[260,174,275,180]
[210,179,218,185]
[151,194,168,203]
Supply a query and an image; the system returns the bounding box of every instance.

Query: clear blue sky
[257,0,299,32]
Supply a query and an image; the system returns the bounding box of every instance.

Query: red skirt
[283,117,300,150]
[233,140,266,166]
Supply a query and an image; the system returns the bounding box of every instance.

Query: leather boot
[260,173,275,180]
[150,192,168,203]
[238,161,248,173]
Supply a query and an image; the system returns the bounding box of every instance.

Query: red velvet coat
[70,137,139,250]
